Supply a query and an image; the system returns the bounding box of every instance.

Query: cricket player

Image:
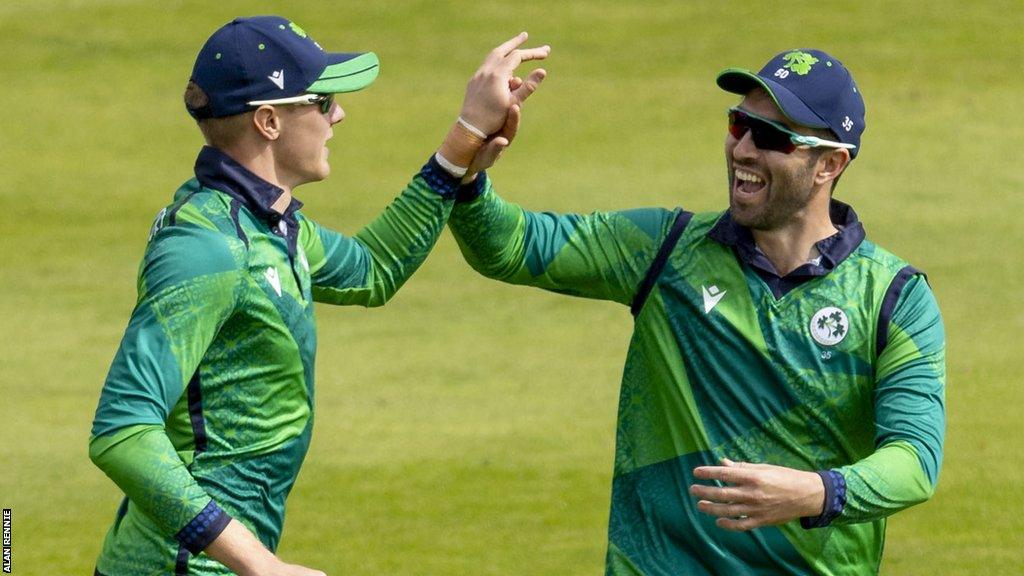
[88,16,547,575]
[451,49,945,575]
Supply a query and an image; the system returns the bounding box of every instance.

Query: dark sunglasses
[727,107,855,154]
[308,94,335,115]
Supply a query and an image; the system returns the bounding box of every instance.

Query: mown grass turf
[1,1,1021,574]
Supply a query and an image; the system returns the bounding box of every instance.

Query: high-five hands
[459,32,550,134]
[437,33,549,178]
[689,458,826,532]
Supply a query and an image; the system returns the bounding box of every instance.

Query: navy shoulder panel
[876,265,924,354]
[631,209,693,317]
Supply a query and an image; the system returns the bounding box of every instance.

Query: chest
[660,244,887,373]
[237,229,318,369]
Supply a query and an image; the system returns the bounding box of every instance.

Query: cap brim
[307,52,380,94]
[716,68,829,130]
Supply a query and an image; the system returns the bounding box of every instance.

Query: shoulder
[140,182,247,295]
[686,210,728,233]
[610,207,680,240]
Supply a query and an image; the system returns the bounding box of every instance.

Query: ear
[814,148,850,187]
[251,105,283,141]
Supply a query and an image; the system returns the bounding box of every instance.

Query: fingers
[492,31,530,59]
[693,465,749,484]
[490,32,550,65]
[464,133,511,179]
[689,483,747,503]
[715,516,762,532]
[512,69,547,105]
[502,104,521,143]
[462,34,549,135]
[512,45,552,64]
[696,499,751,519]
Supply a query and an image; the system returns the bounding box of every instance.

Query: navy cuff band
[175,500,232,554]
[800,469,847,529]
[455,171,488,203]
[419,156,463,200]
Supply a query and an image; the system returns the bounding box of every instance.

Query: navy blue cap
[717,49,865,157]
[188,16,380,120]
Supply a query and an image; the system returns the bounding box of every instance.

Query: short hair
[184,81,253,149]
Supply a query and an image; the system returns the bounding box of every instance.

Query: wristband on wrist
[457,116,488,139]
[800,469,847,529]
[438,121,485,169]
[434,152,468,178]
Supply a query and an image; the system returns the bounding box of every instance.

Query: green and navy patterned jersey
[449,176,945,576]
[89,146,462,576]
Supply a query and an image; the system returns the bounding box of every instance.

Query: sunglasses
[247,93,335,114]
[727,107,856,154]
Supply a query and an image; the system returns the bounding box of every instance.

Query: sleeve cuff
[456,171,488,203]
[419,155,463,200]
[175,500,232,554]
[800,469,847,529]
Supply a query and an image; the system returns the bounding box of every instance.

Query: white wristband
[434,152,468,178]
[457,116,488,139]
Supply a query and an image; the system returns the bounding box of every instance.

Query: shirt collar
[707,199,865,278]
[194,146,303,223]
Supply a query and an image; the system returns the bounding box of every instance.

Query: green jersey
[90,147,461,575]
[449,177,945,576]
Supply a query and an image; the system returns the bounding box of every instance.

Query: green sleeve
[92,215,245,435]
[448,176,673,306]
[89,425,218,537]
[835,275,946,524]
[299,158,457,307]
[90,215,244,542]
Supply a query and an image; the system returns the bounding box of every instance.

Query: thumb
[501,104,521,143]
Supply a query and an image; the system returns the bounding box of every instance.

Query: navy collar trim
[194,146,303,223]
[707,199,865,279]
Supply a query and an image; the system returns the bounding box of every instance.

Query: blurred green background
[1,1,1021,574]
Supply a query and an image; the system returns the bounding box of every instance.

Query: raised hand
[689,458,825,531]
[463,103,519,182]
[459,32,550,135]
[462,67,548,181]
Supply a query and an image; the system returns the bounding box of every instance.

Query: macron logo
[268,70,285,90]
[265,267,282,297]
[702,284,727,314]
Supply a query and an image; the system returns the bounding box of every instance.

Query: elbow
[363,276,400,308]
[88,435,108,472]
[920,477,938,504]
[362,294,390,308]
[461,252,521,283]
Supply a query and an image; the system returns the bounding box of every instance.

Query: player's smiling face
[724,89,822,231]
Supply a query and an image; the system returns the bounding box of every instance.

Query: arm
[833,273,945,524]
[300,158,458,307]
[302,34,551,307]
[90,222,242,541]
[92,219,328,573]
[450,178,677,305]
[689,275,946,530]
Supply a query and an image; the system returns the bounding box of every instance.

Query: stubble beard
[729,159,818,231]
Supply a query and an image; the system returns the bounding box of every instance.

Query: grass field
[2,1,1022,574]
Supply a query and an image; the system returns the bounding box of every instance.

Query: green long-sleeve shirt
[89,147,461,575]
[449,176,945,576]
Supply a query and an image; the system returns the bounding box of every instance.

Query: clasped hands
[439,32,550,181]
